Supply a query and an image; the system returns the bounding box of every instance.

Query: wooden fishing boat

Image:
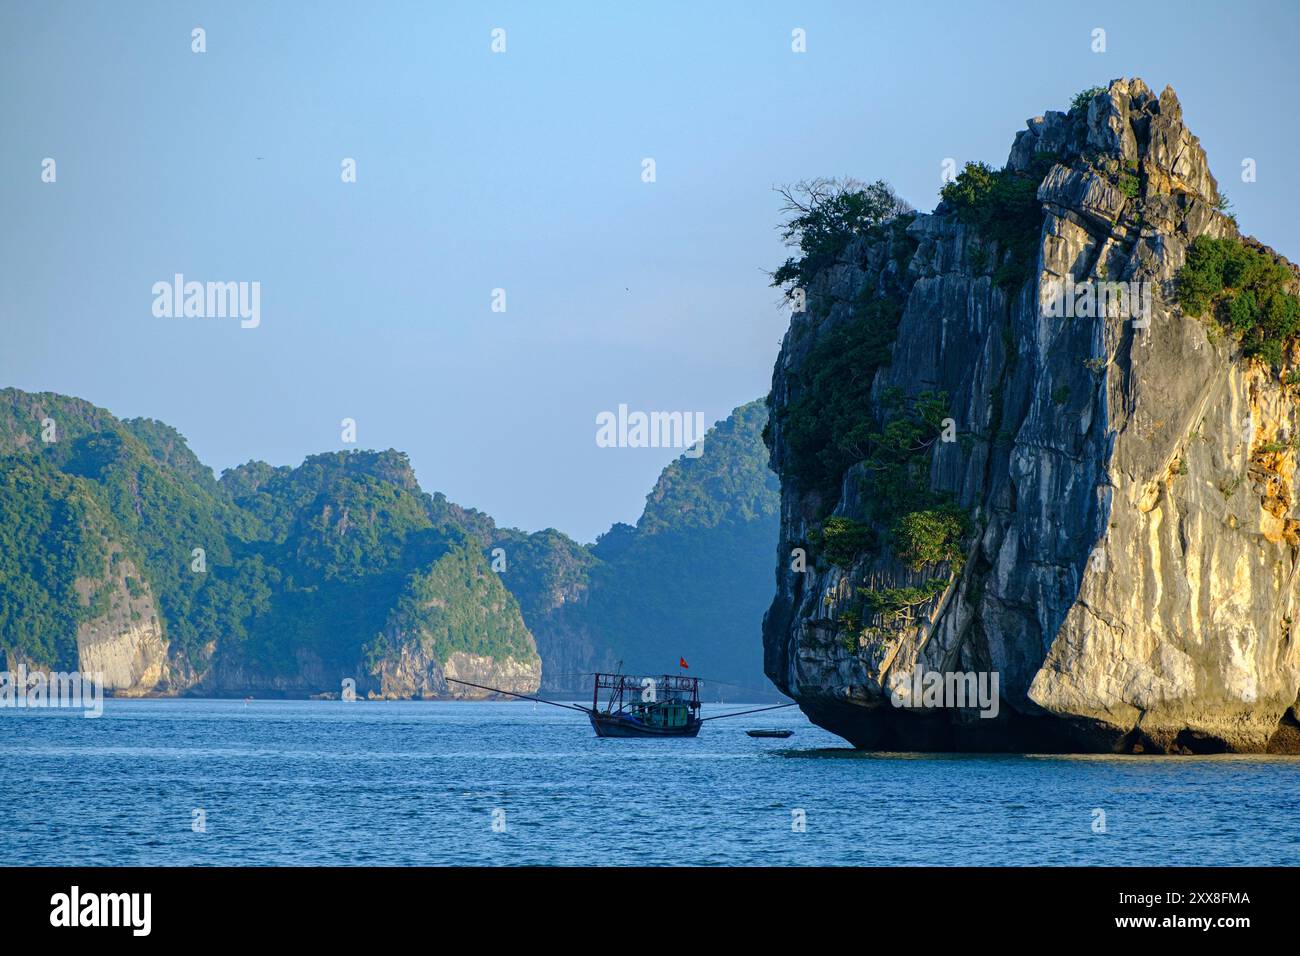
[445,669,796,739]
[746,729,794,738]
[587,673,702,738]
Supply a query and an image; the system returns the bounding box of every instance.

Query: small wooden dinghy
[746,729,794,738]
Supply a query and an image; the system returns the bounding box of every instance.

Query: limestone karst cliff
[762,78,1300,753]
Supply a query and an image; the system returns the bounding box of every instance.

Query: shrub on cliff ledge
[808,515,872,569]
[1177,235,1300,366]
[804,391,971,572]
[771,178,913,293]
[861,391,970,562]
[1069,86,1106,115]
[860,579,949,625]
[939,158,1052,290]
[893,506,969,573]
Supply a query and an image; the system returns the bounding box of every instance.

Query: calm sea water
[0,699,1295,866]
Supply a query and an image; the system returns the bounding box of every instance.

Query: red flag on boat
[679,657,689,669]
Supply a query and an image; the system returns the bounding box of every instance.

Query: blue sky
[2,0,1296,541]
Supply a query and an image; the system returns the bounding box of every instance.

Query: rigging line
[537,671,597,678]
[700,702,800,722]
[444,678,593,714]
[694,676,795,700]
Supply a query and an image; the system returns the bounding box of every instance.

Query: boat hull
[589,713,702,738]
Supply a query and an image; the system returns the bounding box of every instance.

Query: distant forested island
[0,389,778,700]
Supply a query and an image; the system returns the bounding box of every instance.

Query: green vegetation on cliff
[217,450,530,679]
[0,456,109,667]
[364,538,534,669]
[0,389,537,687]
[808,516,871,569]
[800,390,969,576]
[771,178,913,294]
[861,390,968,570]
[759,168,980,644]
[893,508,968,573]
[776,291,907,500]
[0,390,261,666]
[939,155,1054,289]
[767,180,919,503]
[1177,235,1300,366]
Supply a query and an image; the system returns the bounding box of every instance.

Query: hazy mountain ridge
[508,400,782,698]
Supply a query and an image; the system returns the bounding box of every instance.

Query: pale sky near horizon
[2,1,1297,541]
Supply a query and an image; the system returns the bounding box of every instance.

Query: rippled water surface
[1,699,1295,865]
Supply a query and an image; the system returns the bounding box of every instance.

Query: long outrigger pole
[446,676,797,721]
[444,676,592,712]
[700,702,798,721]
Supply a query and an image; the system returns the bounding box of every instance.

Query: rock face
[364,538,542,699]
[763,78,1300,753]
[371,649,541,700]
[74,551,171,695]
[3,554,172,698]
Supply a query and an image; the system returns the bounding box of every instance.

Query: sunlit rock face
[763,78,1300,753]
[75,552,172,695]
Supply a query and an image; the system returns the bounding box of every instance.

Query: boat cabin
[589,673,703,738]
